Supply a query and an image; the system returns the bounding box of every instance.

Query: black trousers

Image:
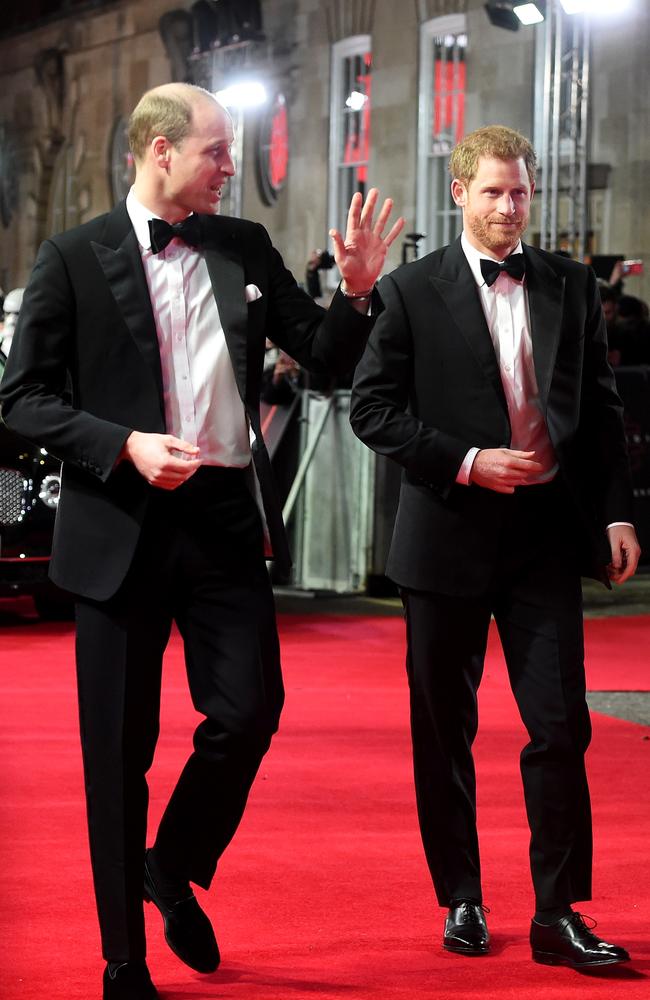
[74,467,284,962]
[402,481,592,911]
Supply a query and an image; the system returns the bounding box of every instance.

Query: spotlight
[484,1,520,31]
[514,2,545,25]
[485,0,546,29]
[215,81,268,109]
[559,0,631,12]
[345,91,368,111]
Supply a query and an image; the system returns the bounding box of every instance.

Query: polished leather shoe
[443,901,490,955]
[103,961,159,999]
[531,912,631,968]
[144,849,220,973]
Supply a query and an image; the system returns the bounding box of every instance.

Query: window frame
[328,33,372,249]
[416,14,467,255]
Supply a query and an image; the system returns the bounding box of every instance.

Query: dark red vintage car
[0,349,71,617]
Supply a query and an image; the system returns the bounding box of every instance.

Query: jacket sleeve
[350,272,472,492]
[256,223,380,378]
[0,239,131,482]
[579,266,634,528]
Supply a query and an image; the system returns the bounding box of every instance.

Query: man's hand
[469,448,544,494]
[121,431,201,489]
[329,188,405,295]
[607,524,641,584]
[272,352,300,384]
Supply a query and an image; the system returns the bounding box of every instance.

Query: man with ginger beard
[0,82,403,999]
[351,125,640,969]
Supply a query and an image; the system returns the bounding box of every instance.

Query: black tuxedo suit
[350,237,633,911]
[0,202,375,961]
[1,202,372,599]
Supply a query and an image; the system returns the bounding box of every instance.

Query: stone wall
[0,0,648,302]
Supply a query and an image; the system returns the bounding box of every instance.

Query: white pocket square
[245,283,263,303]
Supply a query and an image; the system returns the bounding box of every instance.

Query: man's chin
[483,226,526,253]
[490,222,526,239]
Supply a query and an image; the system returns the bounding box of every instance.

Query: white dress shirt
[126,189,250,467]
[456,232,558,486]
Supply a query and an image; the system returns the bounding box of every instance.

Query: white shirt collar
[461,231,523,288]
[125,188,196,253]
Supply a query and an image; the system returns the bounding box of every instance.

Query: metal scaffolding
[536,2,591,259]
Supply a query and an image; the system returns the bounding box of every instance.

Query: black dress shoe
[530,912,631,968]
[144,849,220,973]
[443,901,490,955]
[103,961,159,999]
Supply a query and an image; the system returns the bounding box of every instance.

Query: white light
[457,34,468,48]
[514,3,545,24]
[39,474,61,509]
[345,90,368,111]
[559,0,631,13]
[215,82,268,109]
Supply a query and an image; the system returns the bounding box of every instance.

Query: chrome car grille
[0,468,28,526]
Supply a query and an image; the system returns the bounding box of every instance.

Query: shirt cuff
[606,522,635,529]
[456,447,480,485]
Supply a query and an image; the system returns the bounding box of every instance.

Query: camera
[317,251,336,270]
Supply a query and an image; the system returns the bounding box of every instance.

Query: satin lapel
[428,239,508,414]
[523,245,565,414]
[90,207,163,407]
[203,228,247,403]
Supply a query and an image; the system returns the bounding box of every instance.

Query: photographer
[306,248,336,303]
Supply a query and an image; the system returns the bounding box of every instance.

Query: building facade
[0,0,649,302]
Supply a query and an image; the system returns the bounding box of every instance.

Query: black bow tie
[148,215,202,254]
[480,253,525,287]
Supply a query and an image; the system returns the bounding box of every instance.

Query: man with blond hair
[351,125,639,969]
[0,82,403,999]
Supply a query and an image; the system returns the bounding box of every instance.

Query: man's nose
[222,152,236,176]
[497,195,516,215]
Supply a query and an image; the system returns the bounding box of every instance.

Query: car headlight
[39,474,61,509]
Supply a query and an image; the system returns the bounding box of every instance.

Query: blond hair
[448,125,537,186]
[127,84,214,163]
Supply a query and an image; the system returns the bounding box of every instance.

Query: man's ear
[451,178,467,208]
[151,135,171,170]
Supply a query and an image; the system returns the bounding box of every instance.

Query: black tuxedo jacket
[350,237,633,595]
[0,202,374,600]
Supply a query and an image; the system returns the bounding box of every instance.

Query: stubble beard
[467,211,528,257]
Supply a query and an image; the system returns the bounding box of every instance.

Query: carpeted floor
[1,613,648,999]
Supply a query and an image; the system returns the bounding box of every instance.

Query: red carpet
[582,615,650,690]
[1,612,649,999]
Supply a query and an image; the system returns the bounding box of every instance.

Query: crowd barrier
[262,373,650,593]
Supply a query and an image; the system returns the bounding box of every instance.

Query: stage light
[514,3,545,25]
[484,1,520,31]
[345,91,368,111]
[215,81,268,109]
[559,0,632,13]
